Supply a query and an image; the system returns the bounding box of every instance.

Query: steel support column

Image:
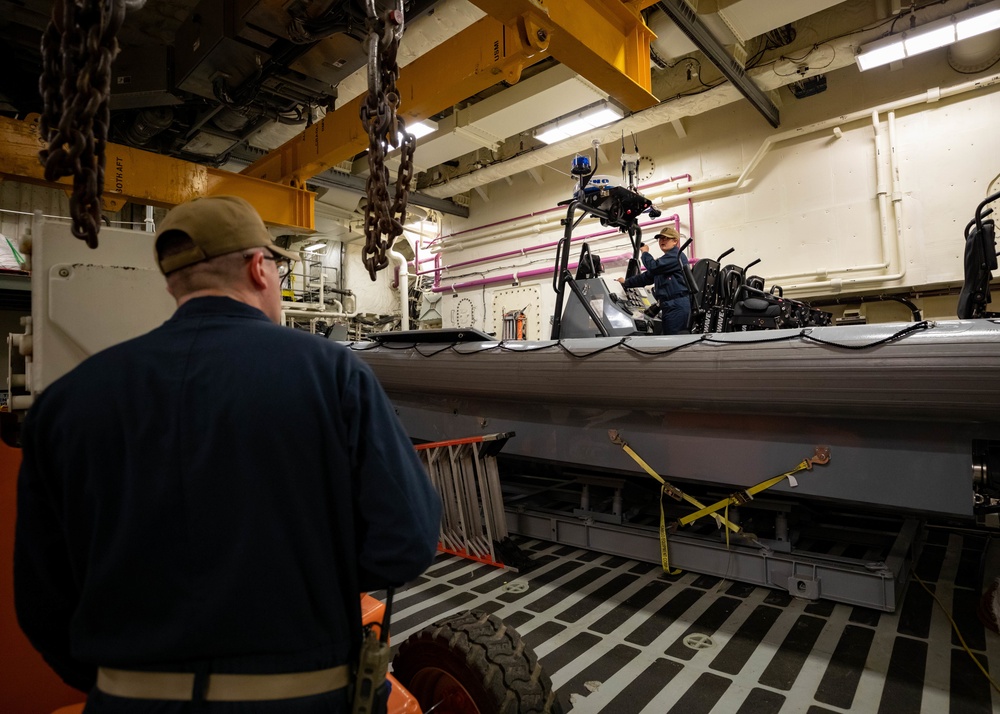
[0,116,315,232]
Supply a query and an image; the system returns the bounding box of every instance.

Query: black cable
[380,588,393,644]
[621,335,706,355]
[347,320,933,355]
[702,331,801,346]
[801,320,931,349]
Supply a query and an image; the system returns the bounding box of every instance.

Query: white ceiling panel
[719,0,844,42]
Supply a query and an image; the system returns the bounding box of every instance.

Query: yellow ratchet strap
[609,430,741,534]
[677,447,831,528]
[609,429,743,577]
[657,485,680,575]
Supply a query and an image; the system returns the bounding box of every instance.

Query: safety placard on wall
[491,286,542,341]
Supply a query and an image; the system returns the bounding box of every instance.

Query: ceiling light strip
[856,0,1000,71]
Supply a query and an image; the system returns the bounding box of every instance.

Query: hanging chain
[39,0,125,249]
[359,0,416,281]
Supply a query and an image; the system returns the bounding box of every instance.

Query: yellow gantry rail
[0,115,315,232]
[243,0,658,188]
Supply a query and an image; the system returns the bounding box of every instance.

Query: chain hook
[39,0,128,249]
[358,0,415,282]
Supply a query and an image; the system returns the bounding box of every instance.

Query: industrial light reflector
[535,103,624,145]
[857,1,1000,70]
[303,242,326,252]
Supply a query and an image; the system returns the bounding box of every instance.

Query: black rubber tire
[392,610,563,714]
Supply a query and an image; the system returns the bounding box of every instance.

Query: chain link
[359,1,415,281]
[39,0,125,249]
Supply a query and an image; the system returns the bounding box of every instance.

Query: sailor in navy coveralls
[618,227,692,335]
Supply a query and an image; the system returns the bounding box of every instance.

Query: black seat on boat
[957,219,998,319]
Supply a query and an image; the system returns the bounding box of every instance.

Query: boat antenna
[621,132,640,190]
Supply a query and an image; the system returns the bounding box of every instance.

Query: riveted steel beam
[0,115,315,232]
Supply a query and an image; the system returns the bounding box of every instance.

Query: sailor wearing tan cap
[15,195,441,713]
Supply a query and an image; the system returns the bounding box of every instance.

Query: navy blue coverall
[622,246,692,334]
[14,296,442,713]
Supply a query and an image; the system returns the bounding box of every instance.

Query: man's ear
[246,252,269,290]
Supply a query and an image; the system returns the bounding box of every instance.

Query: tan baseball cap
[655,227,681,241]
[155,195,300,274]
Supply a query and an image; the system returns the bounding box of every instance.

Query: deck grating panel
[382,533,999,712]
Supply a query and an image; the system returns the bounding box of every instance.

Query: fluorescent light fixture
[407,120,437,140]
[535,102,624,145]
[857,1,1000,71]
[303,242,326,252]
[903,23,955,55]
[856,36,906,71]
[957,6,1000,39]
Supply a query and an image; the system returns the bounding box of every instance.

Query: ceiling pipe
[386,246,410,330]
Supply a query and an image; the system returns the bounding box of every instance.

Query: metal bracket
[806,446,832,469]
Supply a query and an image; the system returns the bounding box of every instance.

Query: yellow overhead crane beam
[624,0,664,11]
[467,0,656,110]
[242,0,658,188]
[0,115,315,232]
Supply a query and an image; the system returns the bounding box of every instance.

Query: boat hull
[349,321,1000,517]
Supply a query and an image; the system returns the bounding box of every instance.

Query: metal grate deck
[376,528,999,713]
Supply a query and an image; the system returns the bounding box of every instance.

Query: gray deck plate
[377,529,1000,713]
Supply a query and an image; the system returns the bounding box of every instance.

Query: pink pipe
[430,204,565,245]
[639,173,696,257]
[415,214,681,278]
[432,252,632,293]
[433,172,697,245]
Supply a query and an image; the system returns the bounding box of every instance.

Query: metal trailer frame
[506,505,921,612]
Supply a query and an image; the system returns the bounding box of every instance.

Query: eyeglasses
[244,252,292,277]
